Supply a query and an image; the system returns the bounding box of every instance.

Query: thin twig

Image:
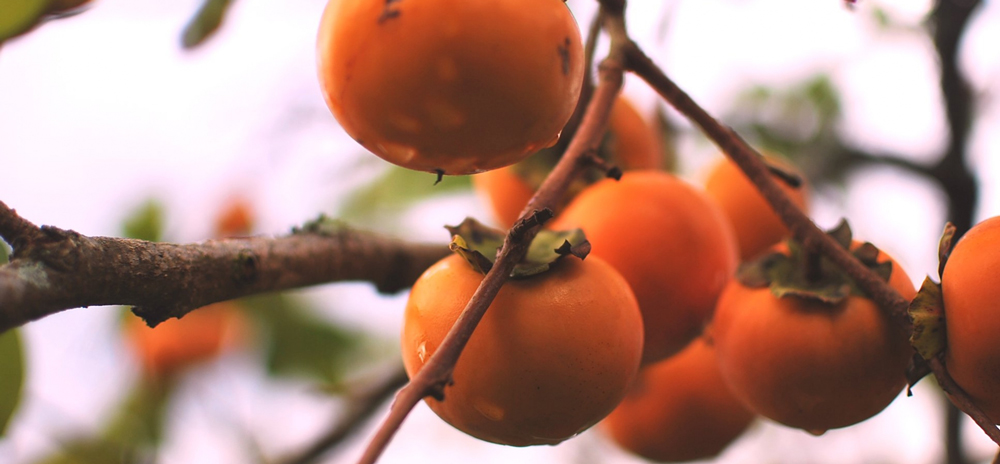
[0,203,449,332]
[623,44,911,326]
[354,8,629,463]
[282,366,409,464]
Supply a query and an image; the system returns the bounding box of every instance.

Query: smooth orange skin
[215,197,255,237]
[126,302,244,380]
[601,336,755,462]
[711,245,916,432]
[472,97,662,228]
[317,0,584,175]
[402,254,644,446]
[550,171,738,364]
[943,216,1000,422]
[704,155,809,262]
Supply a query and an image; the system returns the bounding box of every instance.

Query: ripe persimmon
[942,216,1000,421]
[601,335,755,462]
[711,241,916,432]
[550,171,738,364]
[473,97,663,227]
[126,302,244,380]
[401,253,644,446]
[317,0,584,175]
[704,154,809,261]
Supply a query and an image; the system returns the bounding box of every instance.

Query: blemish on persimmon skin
[558,37,572,75]
[378,0,402,23]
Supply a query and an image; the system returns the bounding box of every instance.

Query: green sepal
[908,276,946,361]
[446,217,590,279]
[736,219,893,305]
[181,0,235,49]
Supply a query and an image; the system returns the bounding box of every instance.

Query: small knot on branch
[511,209,553,242]
[581,150,623,180]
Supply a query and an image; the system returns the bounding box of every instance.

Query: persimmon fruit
[550,170,738,364]
[317,0,584,175]
[942,216,1000,422]
[601,336,755,462]
[704,154,809,261]
[711,242,916,432]
[126,302,244,380]
[401,253,644,446]
[472,97,663,227]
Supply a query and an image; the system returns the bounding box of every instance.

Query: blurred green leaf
[0,329,25,436]
[338,165,471,223]
[0,239,10,263]
[0,0,48,43]
[241,294,366,384]
[121,199,165,242]
[33,439,146,464]
[181,0,236,49]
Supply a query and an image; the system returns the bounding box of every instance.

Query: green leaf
[338,164,471,224]
[0,329,25,436]
[0,238,10,264]
[241,294,366,384]
[181,0,236,49]
[121,199,165,242]
[0,0,48,44]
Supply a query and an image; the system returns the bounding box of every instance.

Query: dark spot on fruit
[558,37,571,75]
[379,0,403,23]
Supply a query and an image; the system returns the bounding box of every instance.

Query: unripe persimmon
[550,171,738,364]
[704,154,809,261]
[942,216,1000,421]
[473,97,663,228]
[711,241,916,432]
[601,336,755,462]
[401,254,644,446]
[317,0,584,175]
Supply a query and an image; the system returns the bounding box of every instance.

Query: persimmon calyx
[445,217,589,278]
[908,276,946,361]
[735,220,892,305]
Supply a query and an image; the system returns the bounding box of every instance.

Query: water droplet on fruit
[474,401,505,421]
[806,428,827,436]
[425,99,465,129]
[377,142,420,164]
[544,131,561,148]
[416,341,427,363]
[389,113,422,134]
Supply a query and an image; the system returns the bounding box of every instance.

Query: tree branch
[0,202,449,333]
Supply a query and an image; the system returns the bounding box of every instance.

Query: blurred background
[0,0,998,462]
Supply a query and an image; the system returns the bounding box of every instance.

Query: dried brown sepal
[736,220,894,306]
[908,276,947,361]
[445,217,590,279]
[827,219,853,249]
[937,222,957,279]
[906,353,933,392]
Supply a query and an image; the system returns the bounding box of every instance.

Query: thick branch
[355,10,628,464]
[0,202,449,332]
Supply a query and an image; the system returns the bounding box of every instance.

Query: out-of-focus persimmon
[601,336,755,462]
[942,216,1000,422]
[126,302,244,380]
[472,97,663,228]
[704,154,809,261]
[401,254,644,446]
[550,171,738,364]
[317,0,584,175]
